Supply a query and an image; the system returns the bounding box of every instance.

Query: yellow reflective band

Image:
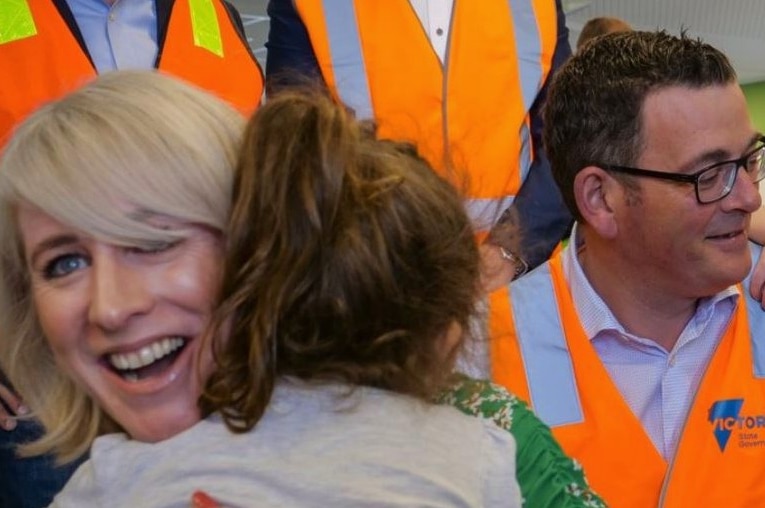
[0,0,37,45]
[189,0,223,57]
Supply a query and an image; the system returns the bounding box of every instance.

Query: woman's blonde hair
[0,70,244,462]
[202,91,480,432]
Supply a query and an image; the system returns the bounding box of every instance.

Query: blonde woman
[0,70,242,470]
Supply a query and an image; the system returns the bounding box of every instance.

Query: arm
[439,376,606,508]
[0,416,85,508]
[265,0,325,95]
[488,0,573,271]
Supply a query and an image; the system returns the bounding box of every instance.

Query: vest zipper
[656,307,735,506]
[441,0,457,178]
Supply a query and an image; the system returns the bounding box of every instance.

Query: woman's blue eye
[43,254,89,279]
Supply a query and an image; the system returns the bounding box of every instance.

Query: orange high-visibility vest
[0,0,262,146]
[490,247,765,507]
[293,0,558,231]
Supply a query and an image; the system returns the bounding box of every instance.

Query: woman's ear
[574,166,620,239]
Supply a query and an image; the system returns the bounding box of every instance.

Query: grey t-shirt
[51,380,521,507]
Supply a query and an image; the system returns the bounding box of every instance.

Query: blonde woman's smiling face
[18,203,223,442]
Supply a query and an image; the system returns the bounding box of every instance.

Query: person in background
[567,15,765,352]
[0,0,262,145]
[0,2,262,506]
[575,16,632,50]
[0,70,245,508]
[487,30,765,507]
[44,87,602,507]
[265,0,574,281]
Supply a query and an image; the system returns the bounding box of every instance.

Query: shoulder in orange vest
[490,246,765,507]
[293,0,557,231]
[0,0,262,146]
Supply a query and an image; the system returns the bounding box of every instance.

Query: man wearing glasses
[488,30,765,507]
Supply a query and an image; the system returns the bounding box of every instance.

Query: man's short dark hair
[543,30,737,221]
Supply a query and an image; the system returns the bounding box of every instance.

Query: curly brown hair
[201,91,480,432]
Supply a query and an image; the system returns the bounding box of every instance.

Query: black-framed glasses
[598,137,765,204]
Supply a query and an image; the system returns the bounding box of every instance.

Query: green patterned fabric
[438,375,607,508]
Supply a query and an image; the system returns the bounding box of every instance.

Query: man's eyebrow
[684,134,764,172]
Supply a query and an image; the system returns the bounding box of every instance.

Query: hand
[0,382,28,431]
[479,244,526,293]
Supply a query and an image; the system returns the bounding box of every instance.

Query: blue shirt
[562,224,738,459]
[66,0,158,73]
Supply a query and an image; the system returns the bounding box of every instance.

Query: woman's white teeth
[109,337,185,372]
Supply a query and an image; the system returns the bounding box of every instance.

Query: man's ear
[574,166,620,239]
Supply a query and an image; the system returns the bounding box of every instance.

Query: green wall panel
[744,82,765,133]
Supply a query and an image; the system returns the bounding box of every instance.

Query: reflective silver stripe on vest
[507,0,545,112]
[464,195,515,232]
[510,263,584,426]
[321,0,373,119]
[518,121,532,183]
[744,242,765,378]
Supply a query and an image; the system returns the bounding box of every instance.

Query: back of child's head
[203,91,479,431]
